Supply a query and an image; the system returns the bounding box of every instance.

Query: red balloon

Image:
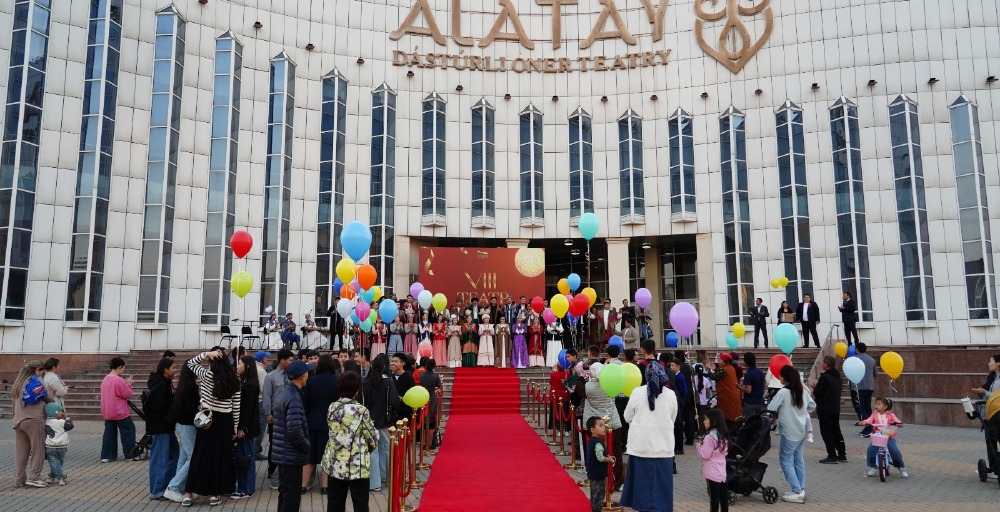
[769,354,792,379]
[230,230,253,258]
[570,294,589,317]
[418,340,433,358]
[530,296,545,314]
[340,285,356,300]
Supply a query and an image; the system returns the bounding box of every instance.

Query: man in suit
[750,297,769,348]
[838,290,860,346]
[796,294,821,348]
[469,296,482,323]
[601,299,619,343]
[487,296,500,325]
[502,297,518,326]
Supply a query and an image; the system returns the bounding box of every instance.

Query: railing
[386,388,443,512]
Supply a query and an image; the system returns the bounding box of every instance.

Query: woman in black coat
[146,358,178,499]
[303,355,338,493]
[362,354,401,491]
[235,355,260,498]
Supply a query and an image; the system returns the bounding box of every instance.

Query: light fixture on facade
[551,95,558,102]
[253,21,263,30]
[504,93,512,101]
[305,43,315,51]
[988,76,998,84]
[641,240,652,250]
[563,239,573,247]
[811,82,820,91]
[198,0,208,4]
[600,96,608,103]
[356,57,364,65]
[754,88,763,96]
[650,94,658,101]
[570,249,581,256]
[700,92,708,99]
[406,70,414,78]
[455,84,463,92]
[928,77,938,85]
[867,79,877,88]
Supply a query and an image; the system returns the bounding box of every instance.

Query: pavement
[1,417,998,511]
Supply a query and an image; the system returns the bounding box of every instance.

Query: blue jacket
[271,384,310,466]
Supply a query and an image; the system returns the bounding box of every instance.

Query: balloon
[432,293,448,313]
[558,349,569,369]
[571,294,589,317]
[409,282,424,298]
[542,308,557,325]
[768,354,792,379]
[847,344,857,357]
[403,385,430,409]
[350,310,361,325]
[339,285,356,300]
[557,278,571,295]
[581,287,597,307]
[567,273,582,293]
[337,299,354,320]
[843,356,865,384]
[358,288,375,304]
[731,322,746,338]
[578,212,599,241]
[780,276,790,287]
[880,351,904,380]
[355,301,371,322]
[834,342,848,358]
[774,323,797,354]
[360,317,373,333]
[668,302,699,337]
[770,278,781,289]
[417,290,433,310]
[351,279,361,292]
[370,309,378,323]
[418,340,433,358]
[230,230,253,259]
[231,271,253,298]
[622,363,642,396]
[371,286,384,302]
[331,278,343,297]
[599,364,626,397]
[340,221,372,262]
[356,263,377,290]
[634,288,652,309]
[666,331,679,348]
[378,299,399,324]
[335,258,356,284]
[530,296,545,315]
[551,294,569,318]
[726,334,739,349]
[608,335,624,348]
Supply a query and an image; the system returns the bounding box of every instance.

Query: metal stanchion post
[387,427,397,512]
[603,415,622,512]
[563,404,580,470]
[400,419,414,512]
[418,406,430,470]
[557,397,568,456]
[411,411,424,488]
[547,390,558,445]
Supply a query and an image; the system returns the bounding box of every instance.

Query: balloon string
[888,379,898,395]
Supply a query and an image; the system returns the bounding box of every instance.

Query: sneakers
[100,459,112,463]
[866,467,877,477]
[269,479,280,490]
[208,496,222,506]
[57,479,66,487]
[818,457,839,464]
[900,468,910,478]
[24,480,48,488]
[837,457,848,463]
[163,489,184,503]
[781,491,805,503]
[230,492,250,500]
[180,497,193,507]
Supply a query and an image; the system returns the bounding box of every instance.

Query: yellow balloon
[880,351,904,380]
[557,278,571,295]
[371,286,383,302]
[581,287,597,308]
[731,322,746,338]
[231,270,253,298]
[550,294,569,318]
[770,278,781,289]
[834,342,848,358]
[779,276,790,287]
[402,385,430,409]
[335,258,356,284]
[431,292,448,313]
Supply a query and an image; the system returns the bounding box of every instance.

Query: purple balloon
[542,308,556,325]
[409,282,424,298]
[351,279,361,292]
[634,288,652,309]
[669,301,699,337]
[355,301,371,322]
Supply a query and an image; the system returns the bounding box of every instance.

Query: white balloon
[843,356,865,385]
[417,289,433,310]
[264,305,273,314]
[337,299,354,320]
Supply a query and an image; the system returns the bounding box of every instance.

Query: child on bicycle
[857,397,908,478]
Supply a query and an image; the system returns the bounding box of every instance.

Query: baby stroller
[968,397,1000,487]
[726,411,780,504]
[127,399,153,461]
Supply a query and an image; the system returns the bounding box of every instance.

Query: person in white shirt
[42,358,68,408]
[620,362,678,510]
[44,402,72,485]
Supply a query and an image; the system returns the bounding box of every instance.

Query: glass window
[720,108,753,324]
[368,85,396,297]
[776,101,813,309]
[619,110,644,219]
[519,107,543,220]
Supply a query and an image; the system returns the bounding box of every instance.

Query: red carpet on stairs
[419,368,589,511]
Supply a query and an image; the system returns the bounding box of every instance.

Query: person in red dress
[528,317,544,367]
[432,317,448,363]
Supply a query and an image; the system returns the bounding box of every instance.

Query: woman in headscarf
[620,362,678,512]
[715,353,743,427]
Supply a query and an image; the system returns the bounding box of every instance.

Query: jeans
[866,438,905,468]
[277,464,303,512]
[166,424,196,494]
[101,418,136,461]
[707,479,729,512]
[778,435,806,493]
[255,408,267,456]
[589,478,606,512]
[149,433,179,497]
[369,428,389,490]
[236,437,257,495]
[328,477,369,512]
[45,447,67,480]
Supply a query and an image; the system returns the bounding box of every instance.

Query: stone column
[696,233,716,347]
[606,238,631,305]
[644,246,662,344]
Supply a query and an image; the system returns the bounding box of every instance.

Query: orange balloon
[357,263,377,290]
[340,285,356,300]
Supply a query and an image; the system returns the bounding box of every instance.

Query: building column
[644,246,662,344]
[606,238,631,305]
[695,233,717,347]
[506,238,530,249]
[393,235,412,296]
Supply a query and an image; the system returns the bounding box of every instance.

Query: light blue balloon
[774,323,798,355]
[666,331,679,347]
[340,221,372,262]
[350,310,361,326]
[726,334,739,350]
[843,356,865,385]
[608,335,624,348]
[578,212,599,241]
[567,273,582,293]
[359,288,375,304]
[378,299,399,324]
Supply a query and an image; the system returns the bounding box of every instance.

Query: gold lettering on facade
[480,0,535,49]
[451,0,474,46]
[536,0,578,49]
[581,0,637,50]
[640,0,670,42]
[390,0,446,45]
[390,51,670,73]
[694,0,773,73]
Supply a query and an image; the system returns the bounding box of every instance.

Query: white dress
[264,321,282,350]
[545,323,564,368]
[477,323,495,366]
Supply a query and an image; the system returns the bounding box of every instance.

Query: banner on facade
[418,247,546,306]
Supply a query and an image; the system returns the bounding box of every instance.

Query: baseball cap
[286,361,309,380]
[45,402,63,416]
[255,351,270,363]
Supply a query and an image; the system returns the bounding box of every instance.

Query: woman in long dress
[495,317,511,368]
[388,317,404,354]
[370,321,388,358]
[477,315,495,366]
[528,317,545,367]
[432,317,448,364]
[419,312,432,346]
[461,316,478,367]
[545,319,564,368]
[403,313,418,356]
[446,315,462,368]
[511,317,529,369]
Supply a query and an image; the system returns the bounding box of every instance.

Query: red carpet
[419,368,588,511]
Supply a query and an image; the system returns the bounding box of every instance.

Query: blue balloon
[359,288,375,304]
[774,323,798,355]
[378,299,399,324]
[578,212,599,241]
[558,349,569,370]
[567,313,577,325]
[608,335,624,348]
[726,334,739,350]
[666,331,679,348]
[567,273,582,293]
[847,344,857,356]
[341,221,373,262]
[331,278,343,296]
[350,310,361,325]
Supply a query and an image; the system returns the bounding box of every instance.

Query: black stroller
[725,411,780,504]
[127,399,153,461]
[969,398,1000,487]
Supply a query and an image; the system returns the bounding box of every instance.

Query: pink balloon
[355,302,371,321]
[669,301,699,338]
[351,279,361,292]
[634,288,652,309]
[418,340,433,358]
[542,308,556,325]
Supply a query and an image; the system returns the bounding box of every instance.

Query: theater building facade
[1,0,999,353]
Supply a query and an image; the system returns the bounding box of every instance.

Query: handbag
[194,406,214,430]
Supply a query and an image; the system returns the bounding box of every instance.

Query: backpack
[21,375,47,406]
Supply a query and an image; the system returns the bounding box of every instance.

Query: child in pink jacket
[857,397,908,478]
[697,409,729,512]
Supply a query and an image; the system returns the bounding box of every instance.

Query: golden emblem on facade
[694,0,774,73]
